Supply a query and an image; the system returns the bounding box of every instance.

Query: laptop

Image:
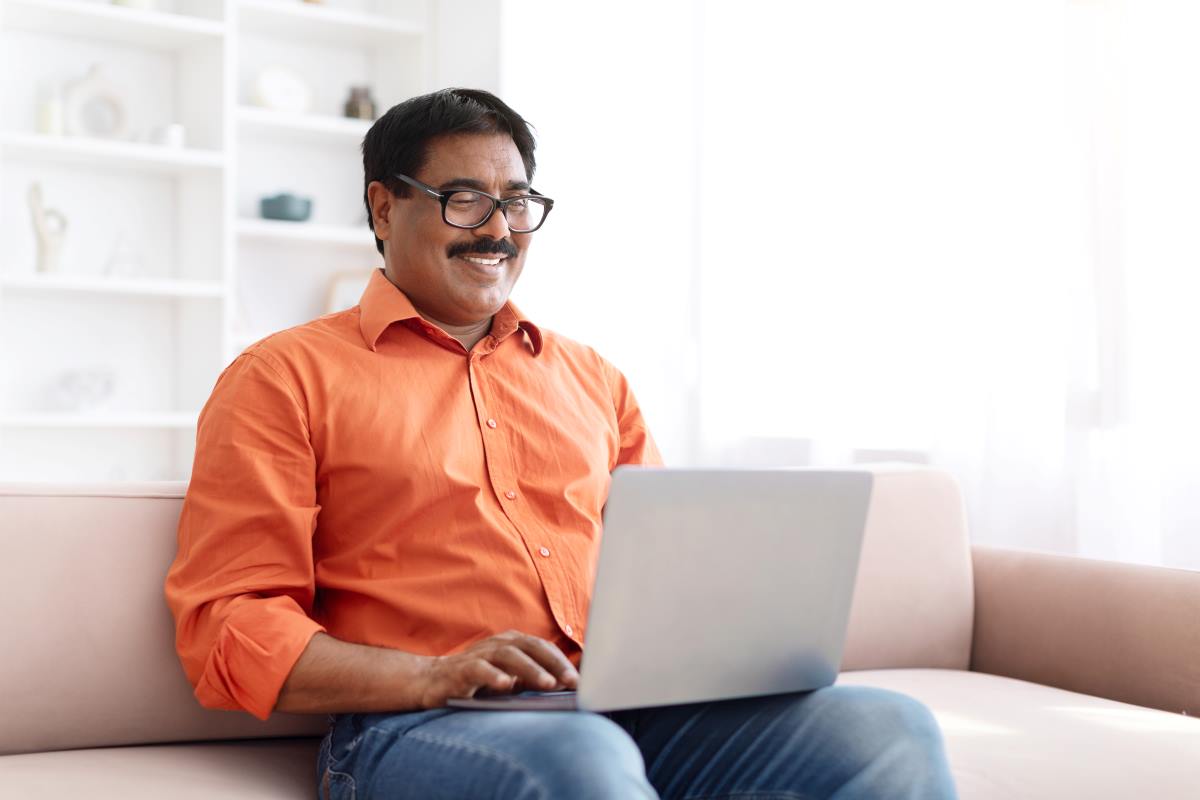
[446,466,873,712]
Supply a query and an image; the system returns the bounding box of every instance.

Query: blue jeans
[315,685,958,799]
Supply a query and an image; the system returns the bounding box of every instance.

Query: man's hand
[416,630,580,709]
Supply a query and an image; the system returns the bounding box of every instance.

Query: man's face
[372,132,534,326]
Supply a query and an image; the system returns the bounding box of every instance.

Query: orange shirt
[164,268,662,721]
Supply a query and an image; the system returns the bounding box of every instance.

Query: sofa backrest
[840,464,975,671]
[0,465,975,755]
[0,484,327,756]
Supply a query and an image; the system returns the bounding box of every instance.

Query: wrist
[407,653,440,710]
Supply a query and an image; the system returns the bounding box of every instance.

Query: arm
[970,545,1200,716]
[278,630,580,714]
[599,356,663,468]
[165,351,327,720]
[275,632,430,714]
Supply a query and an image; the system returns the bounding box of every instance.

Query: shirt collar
[358,268,543,356]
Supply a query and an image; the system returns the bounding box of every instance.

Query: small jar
[343,86,376,121]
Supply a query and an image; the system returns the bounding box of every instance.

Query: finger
[489,645,558,690]
[511,635,580,688]
[459,659,516,697]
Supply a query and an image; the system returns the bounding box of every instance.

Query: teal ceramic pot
[260,193,313,221]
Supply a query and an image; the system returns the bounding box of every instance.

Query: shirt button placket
[469,355,512,512]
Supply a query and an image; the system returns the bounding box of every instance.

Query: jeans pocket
[318,716,362,800]
[327,713,366,768]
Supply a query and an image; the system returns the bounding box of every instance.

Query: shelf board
[237,0,423,47]
[236,106,373,146]
[1,0,225,50]
[0,412,198,429]
[0,274,225,299]
[236,218,376,248]
[0,132,225,175]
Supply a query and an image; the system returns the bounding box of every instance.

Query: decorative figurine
[62,64,128,140]
[28,183,68,274]
[253,66,312,114]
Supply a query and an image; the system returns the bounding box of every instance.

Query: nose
[474,202,512,241]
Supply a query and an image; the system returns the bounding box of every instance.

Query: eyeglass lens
[445,191,548,231]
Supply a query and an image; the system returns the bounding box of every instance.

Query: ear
[367,181,394,246]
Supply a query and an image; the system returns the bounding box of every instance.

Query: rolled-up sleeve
[164,350,326,721]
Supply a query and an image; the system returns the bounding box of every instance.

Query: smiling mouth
[458,255,505,266]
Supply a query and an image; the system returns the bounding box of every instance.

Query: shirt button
[564,624,574,636]
[539,547,551,557]
[486,418,497,429]
[505,490,517,500]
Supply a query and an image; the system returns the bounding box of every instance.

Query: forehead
[419,132,527,184]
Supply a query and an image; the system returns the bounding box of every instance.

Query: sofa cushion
[0,484,327,755]
[9,670,1197,799]
[0,737,322,799]
[839,668,1200,799]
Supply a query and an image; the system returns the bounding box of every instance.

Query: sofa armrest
[970,545,1200,716]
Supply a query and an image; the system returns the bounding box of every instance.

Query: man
[165,88,957,799]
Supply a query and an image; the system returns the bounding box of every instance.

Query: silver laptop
[446,466,873,712]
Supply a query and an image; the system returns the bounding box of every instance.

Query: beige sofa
[1,464,1198,799]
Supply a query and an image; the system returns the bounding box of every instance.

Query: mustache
[447,238,518,260]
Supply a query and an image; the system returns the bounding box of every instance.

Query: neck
[419,311,493,351]
[381,268,493,351]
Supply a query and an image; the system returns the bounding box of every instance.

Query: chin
[453,289,509,319]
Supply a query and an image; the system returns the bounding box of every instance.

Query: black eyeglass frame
[393,173,555,233]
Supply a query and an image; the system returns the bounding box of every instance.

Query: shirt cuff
[194,596,327,721]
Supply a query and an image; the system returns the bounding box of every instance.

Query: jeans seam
[397,728,551,800]
[322,767,356,800]
[682,793,815,800]
[318,730,356,800]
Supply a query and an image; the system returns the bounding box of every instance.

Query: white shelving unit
[0,0,484,482]
[236,105,371,145]
[2,0,225,48]
[238,0,422,45]
[0,131,226,173]
[0,411,199,428]
[0,273,224,298]
[236,216,375,247]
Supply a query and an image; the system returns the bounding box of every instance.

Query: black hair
[362,88,538,256]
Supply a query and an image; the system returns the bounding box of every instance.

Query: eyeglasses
[393,173,554,233]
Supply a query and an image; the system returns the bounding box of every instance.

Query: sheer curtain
[500,0,1200,570]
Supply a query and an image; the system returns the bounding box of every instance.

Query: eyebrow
[437,177,531,193]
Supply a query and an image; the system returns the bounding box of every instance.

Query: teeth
[462,256,502,266]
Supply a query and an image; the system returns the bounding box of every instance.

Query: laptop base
[445,690,579,711]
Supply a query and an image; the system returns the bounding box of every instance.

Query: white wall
[499,0,700,464]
